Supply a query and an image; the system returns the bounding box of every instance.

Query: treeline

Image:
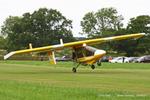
[0,7,150,56]
[80,7,150,56]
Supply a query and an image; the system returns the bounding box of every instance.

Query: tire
[91,65,95,69]
[72,67,76,73]
[97,62,101,66]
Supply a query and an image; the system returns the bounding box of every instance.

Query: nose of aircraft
[94,50,106,56]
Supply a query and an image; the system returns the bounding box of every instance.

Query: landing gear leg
[97,60,102,66]
[91,65,95,69]
[72,63,80,73]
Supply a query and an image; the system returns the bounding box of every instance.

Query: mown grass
[0,60,150,100]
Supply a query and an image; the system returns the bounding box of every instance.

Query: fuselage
[73,46,106,65]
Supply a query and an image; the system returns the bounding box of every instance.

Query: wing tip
[4,52,15,60]
[140,33,146,35]
[140,33,150,36]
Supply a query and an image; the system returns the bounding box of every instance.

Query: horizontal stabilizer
[48,51,56,64]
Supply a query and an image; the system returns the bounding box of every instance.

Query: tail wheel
[72,67,77,73]
[91,65,95,69]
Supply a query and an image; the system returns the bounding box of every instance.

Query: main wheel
[91,65,95,69]
[97,62,101,66]
[72,67,77,73]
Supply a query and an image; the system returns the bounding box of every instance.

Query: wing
[4,33,146,59]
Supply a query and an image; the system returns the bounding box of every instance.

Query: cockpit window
[74,47,85,58]
[73,46,97,59]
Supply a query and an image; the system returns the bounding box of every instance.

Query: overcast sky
[0,0,150,37]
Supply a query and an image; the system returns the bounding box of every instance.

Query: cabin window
[73,46,95,59]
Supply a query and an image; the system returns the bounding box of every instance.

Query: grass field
[0,60,150,100]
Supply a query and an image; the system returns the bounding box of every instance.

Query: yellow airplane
[4,33,146,72]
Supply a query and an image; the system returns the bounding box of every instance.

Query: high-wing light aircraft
[4,33,146,72]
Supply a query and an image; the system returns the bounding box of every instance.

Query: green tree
[127,15,150,55]
[81,7,123,37]
[114,15,150,56]
[1,16,22,51]
[1,8,74,51]
[0,36,6,49]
